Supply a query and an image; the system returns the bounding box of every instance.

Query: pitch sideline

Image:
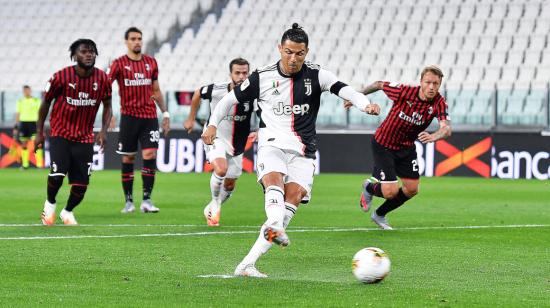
[0,224,548,240]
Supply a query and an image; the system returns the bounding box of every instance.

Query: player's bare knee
[215,167,227,177]
[122,155,135,164]
[224,179,236,191]
[382,186,399,199]
[403,186,419,198]
[142,150,156,160]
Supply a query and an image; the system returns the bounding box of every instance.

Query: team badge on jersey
[243,102,250,112]
[304,78,312,96]
[145,64,150,71]
[428,106,433,114]
[93,82,98,91]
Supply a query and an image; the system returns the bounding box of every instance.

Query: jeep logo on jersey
[304,78,312,96]
[273,102,310,116]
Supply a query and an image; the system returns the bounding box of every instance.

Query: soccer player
[35,39,112,225]
[202,23,379,277]
[13,85,43,169]
[350,65,451,230]
[184,58,256,226]
[109,27,170,214]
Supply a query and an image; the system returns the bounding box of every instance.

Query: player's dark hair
[421,65,444,80]
[229,57,250,73]
[281,23,308,47]
[22,85,30,90]
[69,39,98,60]
[125,27,142,40]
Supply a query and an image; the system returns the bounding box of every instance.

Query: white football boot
[140,199,159,213]
[41,200,57,226]
[121,201,135,213]
[234,263,268,278]
[60,209,78,225]
[371,211,394,230]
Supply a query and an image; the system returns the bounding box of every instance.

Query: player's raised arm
[319,69,380,115]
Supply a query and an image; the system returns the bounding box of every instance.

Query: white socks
[283,202,297,228]
[264,186,285,229]
[241,224,273,266]
[218,186,233,204]
[210,173,224,200]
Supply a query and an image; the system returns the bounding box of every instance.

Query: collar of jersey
[277,61,304,79]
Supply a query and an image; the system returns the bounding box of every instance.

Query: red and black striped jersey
[45,66,112,143]
[108,54,158,118]
[374,82,449,150]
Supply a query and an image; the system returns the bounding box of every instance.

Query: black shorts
[49,137,94,185]
[19,122,36,139]
[371,137,420,182]
[117,114,160,155]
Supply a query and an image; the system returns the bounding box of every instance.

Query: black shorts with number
[117,114,160,155]
[371,137,419,182]
[49,137,94,185]
[19,121,37,139]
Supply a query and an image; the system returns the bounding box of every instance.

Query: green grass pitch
[0,169,548,307]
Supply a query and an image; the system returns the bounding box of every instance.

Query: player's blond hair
[420,65,444,80]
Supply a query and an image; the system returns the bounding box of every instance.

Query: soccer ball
[352,247,391,283]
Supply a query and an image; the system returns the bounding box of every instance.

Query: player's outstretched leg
[372,188,411,230]
[121,162,135,213]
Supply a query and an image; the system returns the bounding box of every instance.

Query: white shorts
[256,145,315,202]
[204,139,243,179]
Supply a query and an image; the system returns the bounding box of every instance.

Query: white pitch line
[0,224,547,241]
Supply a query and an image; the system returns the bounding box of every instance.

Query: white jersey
[201,81,254,156]
[209,61,370,159]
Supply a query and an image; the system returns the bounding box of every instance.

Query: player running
[109,27,170,214]
[35,39,112,225]
[13,85,43,169]
[348,65,451,230]
[184,58,256,226]
[202,23,379,277]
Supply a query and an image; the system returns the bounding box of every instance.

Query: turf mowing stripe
[0,224,547,240]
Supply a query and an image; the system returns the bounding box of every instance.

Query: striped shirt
[108,54,158,118]
[375,82,449,150]
[44,66,111,143]
[201,82,254,156]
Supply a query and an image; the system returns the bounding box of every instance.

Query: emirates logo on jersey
[66,92,97,106]
[398,111,424,126]
[124,72,152,87]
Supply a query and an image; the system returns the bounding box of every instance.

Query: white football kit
[200,81,255,178]
[208,61,370,200]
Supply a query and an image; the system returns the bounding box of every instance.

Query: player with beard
[109,27,170,214]
[184,58,256,226]
[36,39,112,225]
[202,24,379,277]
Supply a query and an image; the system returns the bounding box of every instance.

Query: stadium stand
[0,0,548,128]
